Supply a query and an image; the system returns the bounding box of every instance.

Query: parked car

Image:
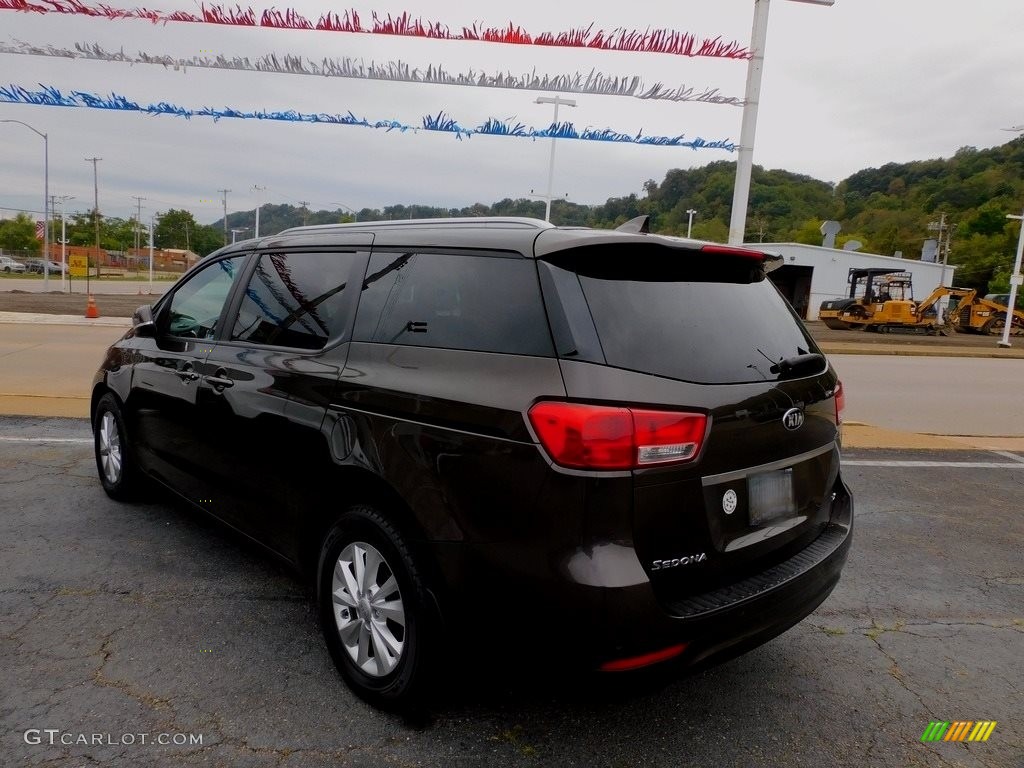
[985,292,1024,310]
[0,256,27,273]
[91,217,853,709]
[25,258,68,275]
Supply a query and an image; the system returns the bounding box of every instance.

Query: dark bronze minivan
[92,217,853,709]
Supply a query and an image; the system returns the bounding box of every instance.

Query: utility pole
[252,184,265,238]
[85,157,102,294]
[218,188,231,245]
[298,201,310,226]
[132,195,146,268]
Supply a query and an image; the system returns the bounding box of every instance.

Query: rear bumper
[594,476,853,669]
[433,475,853,671]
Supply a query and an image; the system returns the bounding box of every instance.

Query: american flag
[35,220,45,240]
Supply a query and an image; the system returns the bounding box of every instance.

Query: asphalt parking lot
[1,417,1021,767]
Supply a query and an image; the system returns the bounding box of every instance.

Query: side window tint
[231,251,358,350]
[353,252,553,356]
[166,256,245,339]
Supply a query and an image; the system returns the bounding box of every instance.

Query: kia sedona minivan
[92,216,853,709]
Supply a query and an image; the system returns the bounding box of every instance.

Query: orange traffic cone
[85,294,100,319]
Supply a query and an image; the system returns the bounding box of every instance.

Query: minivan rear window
[542,245,822,385]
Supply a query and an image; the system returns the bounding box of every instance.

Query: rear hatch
[533,236,842,599]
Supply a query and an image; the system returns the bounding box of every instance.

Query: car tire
[317,505,436,711]
[93,393,143,500]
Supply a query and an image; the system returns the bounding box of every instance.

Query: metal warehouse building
[751,242,958,320]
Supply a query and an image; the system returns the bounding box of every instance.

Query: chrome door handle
[204,372,234,390]
[176,365,200,382]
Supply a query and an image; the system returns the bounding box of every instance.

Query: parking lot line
[842,459,1024,469]
[0,436,92,443]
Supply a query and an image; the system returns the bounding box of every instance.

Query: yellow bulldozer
[819,269,1024,335]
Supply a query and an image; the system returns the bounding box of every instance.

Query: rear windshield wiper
[770,353,826,380]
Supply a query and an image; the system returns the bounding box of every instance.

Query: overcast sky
[1,0,1023,225]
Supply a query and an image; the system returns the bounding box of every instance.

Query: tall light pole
[999,125,1024,348]
[686,209,697,238]
[53,195,73,293]
[148,213,155,295]
[85,157,102,296]
[332,202,359,222]
[1,120,48,289]
[219,189,231,245]
[535,95,577,223]
[999,210,1024,348]
[252,184,265,238]
[728,0,835,245]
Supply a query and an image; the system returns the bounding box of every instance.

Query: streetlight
[230,227,249,244]
[54,195,73,293]
[1,119,49,289]
[535,95,577,223]
[999,124,1024,348]
[999,210,1024,348]
[686,209,697,238]
[252,184,265,238]
[332,202,359,222]
[728,0,834,245]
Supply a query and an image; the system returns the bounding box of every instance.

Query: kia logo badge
[782,408,804,431]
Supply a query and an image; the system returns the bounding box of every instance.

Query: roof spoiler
[615,215,650,234]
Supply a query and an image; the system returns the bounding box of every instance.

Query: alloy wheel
[331,542,406,677]
[98,411,123,484]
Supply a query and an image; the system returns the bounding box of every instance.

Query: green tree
[0,213,41,254]
[155,209,200,250]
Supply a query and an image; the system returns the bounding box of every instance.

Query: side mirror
[132,304,157,338]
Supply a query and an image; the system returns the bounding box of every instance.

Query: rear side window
[353,251,553,356]
[231,251,359,350]
[542,244,822,384]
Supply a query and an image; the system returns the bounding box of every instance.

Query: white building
[749,242,958,320]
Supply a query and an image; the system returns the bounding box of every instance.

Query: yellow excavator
[820,270,1024,335]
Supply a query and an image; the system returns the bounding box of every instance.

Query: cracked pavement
[0,417,1021,767]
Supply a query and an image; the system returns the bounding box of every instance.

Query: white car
[0,256,27,273]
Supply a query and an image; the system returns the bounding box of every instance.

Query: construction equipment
[821,271,1024,335]
[949,291,1024,335]
[818,268,907,329]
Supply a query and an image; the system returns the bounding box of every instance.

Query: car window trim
[220,247,372,352]
[157,252,253,343]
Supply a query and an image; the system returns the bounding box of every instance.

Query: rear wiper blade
[770,353,825,379]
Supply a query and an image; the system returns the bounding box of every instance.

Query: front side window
[166,256,245,339]
[231,251,359,350]
[353,251,553,356]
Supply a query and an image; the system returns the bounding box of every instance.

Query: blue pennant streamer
[0,84,736,151]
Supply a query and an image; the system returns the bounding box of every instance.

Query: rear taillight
[834,380,845,424]
[700,244,765,260]
[527,402,707,471]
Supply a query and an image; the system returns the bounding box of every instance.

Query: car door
[192,241,370,557]
[126,254,248,504]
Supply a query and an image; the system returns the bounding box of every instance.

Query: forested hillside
[204,137,1024,294]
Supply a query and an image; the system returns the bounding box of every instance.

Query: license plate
[748,469,796,525]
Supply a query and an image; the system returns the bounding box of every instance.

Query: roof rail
[278,216,554,236]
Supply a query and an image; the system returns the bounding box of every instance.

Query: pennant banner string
[0,83,737,150]
[0,41,744,106]
[0,0,751,59]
